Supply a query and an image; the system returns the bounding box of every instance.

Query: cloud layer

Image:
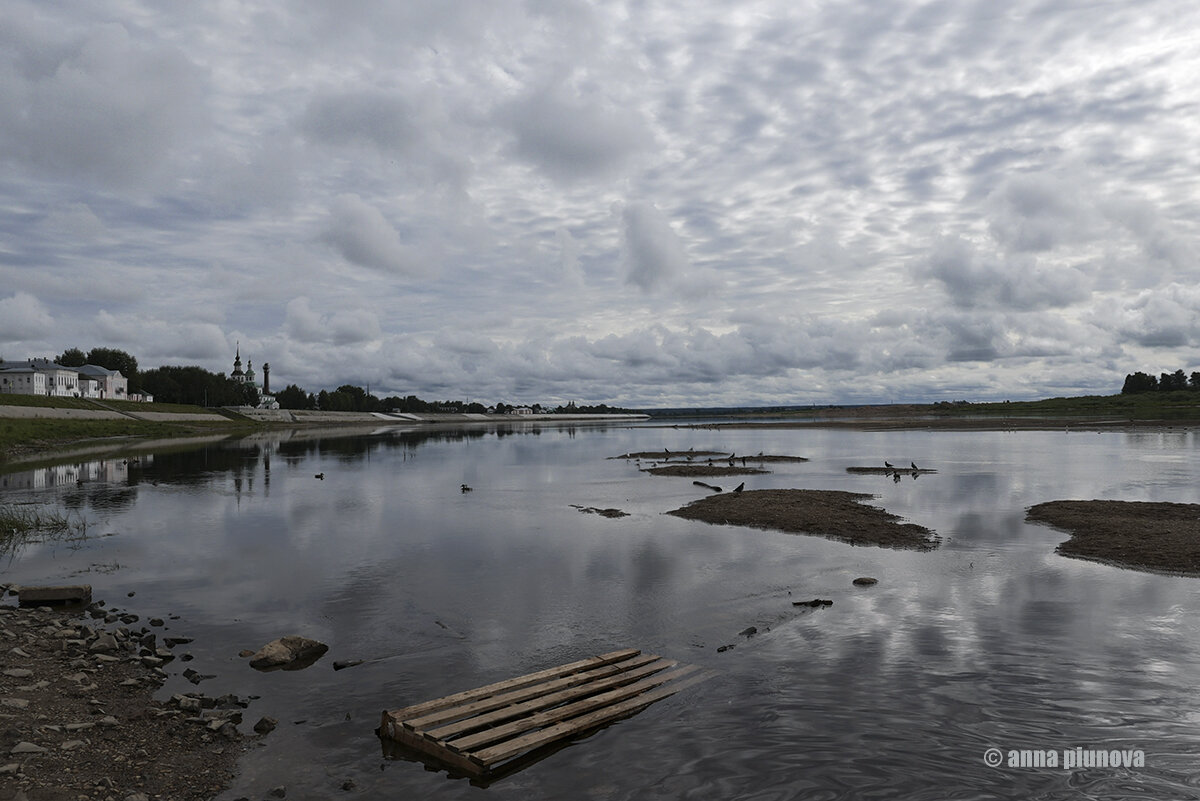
[2,0,1200,406]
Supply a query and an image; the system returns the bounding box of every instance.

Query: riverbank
[1026,500,1200,576]
[0,593,252,801]
[0,398,649,467]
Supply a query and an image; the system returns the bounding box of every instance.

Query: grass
[958,392,1200,420]
[0,502,88,560]
[0,394,223,415]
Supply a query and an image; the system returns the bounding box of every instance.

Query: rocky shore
[0,596,256,801]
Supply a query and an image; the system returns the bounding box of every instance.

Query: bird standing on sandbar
[732,482,744,493]
[911,462,919,471]
[884,461,893,469]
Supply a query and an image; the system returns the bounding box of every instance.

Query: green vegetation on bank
[948,391,1200,420]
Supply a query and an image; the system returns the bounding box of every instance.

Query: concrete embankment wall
[0,405,131,420]
[229,409,648,424]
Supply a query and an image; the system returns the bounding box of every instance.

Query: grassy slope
[0,395,252,464]
[956,392,1200,420]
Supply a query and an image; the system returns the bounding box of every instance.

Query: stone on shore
[248,636,329,671]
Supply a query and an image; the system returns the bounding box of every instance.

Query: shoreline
[0,592,252,800]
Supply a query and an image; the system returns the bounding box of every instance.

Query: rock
[0,763,19,775]
[269,786,287,798]
[10,741,46,754]
[792,598,833,608]
[738,626,758,637]
[2,668,33,678]
[249,636,329,672]
[182,668,215,685]
[853,577,879,586]
[148,618,165,627]
[163,636,193,647]
[716,644,735,652]
[61,739,86,751]
[332,659,364,671]
[90,632,119,653]
[254,716,278,735]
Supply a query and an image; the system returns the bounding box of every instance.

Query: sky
[2,0,1199,408]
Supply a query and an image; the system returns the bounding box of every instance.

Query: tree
[275,384,313,409]
[56,347,87,367]
[87,348,140,393]
[1160,370,1188,392]
[1121,372,1158,394]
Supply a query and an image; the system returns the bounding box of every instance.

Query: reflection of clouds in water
[3,426,1200,797]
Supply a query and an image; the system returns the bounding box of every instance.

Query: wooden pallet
[379,648,710,780]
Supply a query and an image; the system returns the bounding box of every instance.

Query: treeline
[141,365,259,407]
[272,387,636,415]
[1121,369,1200,394]
[52,345,635,413]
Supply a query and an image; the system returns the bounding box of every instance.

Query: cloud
[922,236,1092,311]
[985,173,1100,253]
[285,297,382,346]
[0,292,54,340]
[498,83,651,182]
[1112,284,1200,348]
[321,194,423,276]
[620,202,691,293]
[0,21,208,188]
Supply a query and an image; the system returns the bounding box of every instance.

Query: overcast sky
[2,1,1199,407]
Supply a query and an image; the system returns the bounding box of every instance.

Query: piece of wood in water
[379,648,711,781]
[17,584,92,606]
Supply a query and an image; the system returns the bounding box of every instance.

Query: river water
[2,422,1200,800]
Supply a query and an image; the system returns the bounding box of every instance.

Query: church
[230,345,279,409]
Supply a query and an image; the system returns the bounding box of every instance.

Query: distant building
[0,359,136,400]
[76,364,128,400]
[230,345,278,409]
[0,359,83,397]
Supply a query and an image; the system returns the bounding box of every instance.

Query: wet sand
[666,489,939,550]
[1026,500,1200,575]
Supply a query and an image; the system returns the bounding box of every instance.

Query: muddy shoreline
[1026,500,1200,576]
[666,489,940,551]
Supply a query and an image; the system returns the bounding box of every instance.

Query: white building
[0,359,83,397]
[77,364,128,400]
[0,359,131,400]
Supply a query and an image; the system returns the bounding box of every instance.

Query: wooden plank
[471,665,710,767]
[382,719,484,777]
[428,656,677,742]
[444,659,692,753]
[385,648,639,720]
[17,584,92,606]
[402,652,661,732]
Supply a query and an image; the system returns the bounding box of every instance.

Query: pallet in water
[378,648,710,781]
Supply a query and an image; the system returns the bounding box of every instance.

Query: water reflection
[0,425,1199,799]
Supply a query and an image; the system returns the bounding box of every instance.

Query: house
[0,359,82,397]
[76,364,128,400]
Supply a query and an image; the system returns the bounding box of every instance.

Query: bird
[314,473,325,480]
[732,482,744,493]
[884,461,893,469]
[461,484,472,492]
[911,461,919,471]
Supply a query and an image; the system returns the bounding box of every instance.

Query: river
[2,422,1199,800]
